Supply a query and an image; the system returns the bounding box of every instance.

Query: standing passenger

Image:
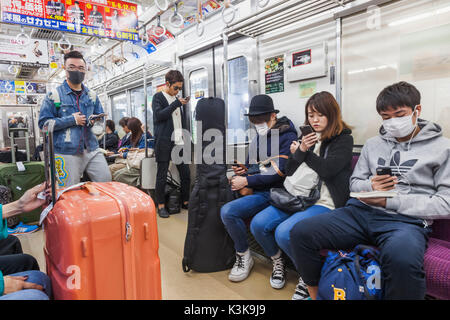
[38,50,111,187]
[152,70,191,218]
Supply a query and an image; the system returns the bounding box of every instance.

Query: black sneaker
[158,207,170,218]
[292,277,312,300]
[270,255,286,289]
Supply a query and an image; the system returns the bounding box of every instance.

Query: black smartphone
[233,160,247,171]
[299,125,314,137]
[376,167,392,176]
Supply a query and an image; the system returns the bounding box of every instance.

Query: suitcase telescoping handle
[42,119,57,204]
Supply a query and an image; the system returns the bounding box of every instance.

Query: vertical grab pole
[143,64,148,158]
[222,31,229,163]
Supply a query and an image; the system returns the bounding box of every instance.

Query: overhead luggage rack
[225,0,355,38]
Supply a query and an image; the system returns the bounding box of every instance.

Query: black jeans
[0,236,23,256]
[0,235,40,275]
[290,198,431,300]
[155,161,191,206]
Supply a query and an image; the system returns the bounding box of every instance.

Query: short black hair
[165,70,184,85]
[106,119,115,132]
[249,113,273,124]
[119,117,129,127]
[64,50,86,64]
[376,81,421,113]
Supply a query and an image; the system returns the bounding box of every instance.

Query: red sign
[1,0,138,40]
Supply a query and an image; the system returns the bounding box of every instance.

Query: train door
[0,106,36,155]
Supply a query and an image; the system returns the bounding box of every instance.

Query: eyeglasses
[172,85,182,91]
[66,65,86,72]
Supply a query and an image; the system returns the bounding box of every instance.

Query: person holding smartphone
[152,70,191,218]
[249,92,353,299]
[290,82,450,300]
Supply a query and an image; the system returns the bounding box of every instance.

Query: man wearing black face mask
[38,50,111,187]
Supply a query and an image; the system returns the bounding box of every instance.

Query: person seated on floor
[220,94,298,283]
[0,183,52,300]
[111,117,146,186]
[249,92,353,299]
[99,120,119,153]
[289,81,450,300]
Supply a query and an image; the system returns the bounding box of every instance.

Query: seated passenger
[220,94,297,283]
[0,183,52,300]
[117,117,131,149]
[112,117,146,186]
[98,120,119,153]
[289,81,450,300]
[249,92,353,299]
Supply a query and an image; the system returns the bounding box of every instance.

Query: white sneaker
[270,255,286,289]
[228,251,254,282]
[292,277,312,300]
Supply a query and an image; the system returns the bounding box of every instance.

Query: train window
[130,85,154,135]
[342,0,450,144]
[111,92,128,127]
[189,68,208,143]
[227,56,250,145]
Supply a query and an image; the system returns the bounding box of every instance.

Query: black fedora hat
[244,94,279,116]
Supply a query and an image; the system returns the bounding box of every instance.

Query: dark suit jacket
[152,91,186,162]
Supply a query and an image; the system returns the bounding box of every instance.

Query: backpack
[165,172,181,214]
[317,245,383,300]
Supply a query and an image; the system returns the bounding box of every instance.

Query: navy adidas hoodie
[245,116,298,191]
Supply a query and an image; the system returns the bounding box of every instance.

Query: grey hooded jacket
[350,119,450,223]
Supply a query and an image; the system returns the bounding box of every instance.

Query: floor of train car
[17,209,298,300]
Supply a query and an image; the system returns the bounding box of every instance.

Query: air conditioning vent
[30,28,62,41]
[16,65,38,79]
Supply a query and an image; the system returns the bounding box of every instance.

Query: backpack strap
[49,88,61,109]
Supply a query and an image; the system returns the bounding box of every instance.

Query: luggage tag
[16,161,26,172]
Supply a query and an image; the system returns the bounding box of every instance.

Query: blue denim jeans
[250,205,331,261]
[0,270,52,300]
[220,191,271,253]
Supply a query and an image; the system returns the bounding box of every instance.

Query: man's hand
[179,97,190,105]
[231,176,248,191]
[0,147,11,152]
[371,175,398,191]
[299,133,318,152]
[73,112,86,126]
[232,164,247,176]
[3,276,44,295]
[358,197,387,208]
[18,183,48,214]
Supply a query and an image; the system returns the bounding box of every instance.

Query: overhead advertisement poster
[265,55,284,94]
[1,0,139,41]
[0,35,49,67]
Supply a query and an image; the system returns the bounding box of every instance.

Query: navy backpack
[317,245,383,300]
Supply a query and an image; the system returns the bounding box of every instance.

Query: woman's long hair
[304,91,351,141]
[126,117,144,147]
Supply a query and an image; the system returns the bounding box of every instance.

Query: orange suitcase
[41,120,161,300]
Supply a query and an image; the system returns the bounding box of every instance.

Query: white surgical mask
[91,122,104,136]
[254,122,269,136]
[382,107,418,138]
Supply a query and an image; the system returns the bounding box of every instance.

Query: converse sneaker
[292,277,312,300]
[228,251,254,282]
[270,255,286,289]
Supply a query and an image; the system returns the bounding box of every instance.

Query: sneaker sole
[228,258,254,282]
[9,228,39,236]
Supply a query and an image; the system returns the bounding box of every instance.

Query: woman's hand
[17,183,48,214]
[299,133,318,152]
[290,141,300,154]
[3,276,44,295]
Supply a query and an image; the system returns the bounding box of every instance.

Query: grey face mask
[67,70,85,85]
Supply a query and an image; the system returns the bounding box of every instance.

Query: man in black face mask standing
[38,50,111,187]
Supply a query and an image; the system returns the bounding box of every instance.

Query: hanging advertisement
[48,41,88,69]
[0,35,49,67]
[265,55,284,94]
[1,0,139,41]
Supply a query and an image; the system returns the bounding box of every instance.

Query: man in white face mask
[289,81,450,300]
[220,94,298,283]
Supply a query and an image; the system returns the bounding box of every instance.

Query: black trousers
[155,161,191,205]
[0,236,40,275]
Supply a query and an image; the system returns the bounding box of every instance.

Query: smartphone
[299,125,314,137]
[184,96,191,102]
[89,113,106,121]
[376,167,392,176]
[233,160,247,171]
